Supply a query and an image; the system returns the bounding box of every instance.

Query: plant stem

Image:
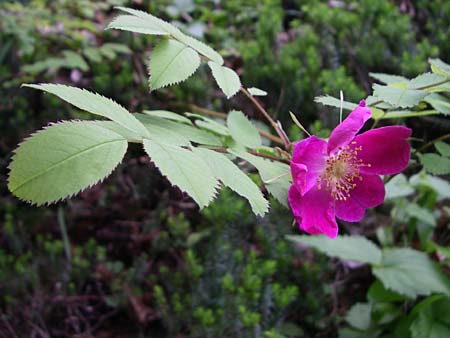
[188,103,285,145]
[57,206,72,264]
[240,87,291,148]
[415,133,450,153]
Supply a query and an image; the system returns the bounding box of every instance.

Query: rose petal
[327,100,371,154]
[353,126,412,175]
[288,184,338,238]
[291,136,327,195]
[335,174,385,222]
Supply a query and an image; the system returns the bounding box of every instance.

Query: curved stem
[415,133,450,153]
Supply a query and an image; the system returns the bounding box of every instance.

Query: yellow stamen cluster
[317,142,371,201]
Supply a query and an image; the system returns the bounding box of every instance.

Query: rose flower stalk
[288,101,411,238]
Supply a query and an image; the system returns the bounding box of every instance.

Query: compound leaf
[106,14,169,35]
[8,121,127,205]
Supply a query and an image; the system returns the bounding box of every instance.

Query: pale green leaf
[106,14,169,35]
[407,73,448,90]
[89,121,141,140]
[248,87,267,96]
[194,147,269,216]
[410,173,450,200]
[143,110,192,124]
[424,93,450,115]
[186,113,230,136]
[208,61,241,99]
[373,248,450,298]
[346,303,372,330]
[227,110,261,148]
[136,114,221,146]
[405,203,436,227]
[435,142,450,157]
[143,139,219,208]
[385,174,414,199]
[419,153,450,175]
[233,150,290,206]
[286,235,382,265]
[149,39,200,90]
[23,84,149,137]
[369,72,408,84]
[429,58,450,78]
[171,30,224,65]
[314,95,357,110]
[83,47,102,63]
[373,84,428,108]
[8,121,127,205]
[114,7,223,64]
[114,6,177,34]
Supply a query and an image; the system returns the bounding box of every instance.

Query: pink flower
[288,100,411,238]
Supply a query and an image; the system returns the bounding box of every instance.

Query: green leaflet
[114,7,223,65]
[8,121,128,205]
[424,93,450,115]
[314,95,358,110]
[194,148,269,216]
[208,61,241,99]
[135,114,221,146]
[149,39,201,90]
[373,84,428,108]
[373,248,450,298]
[410,306,450,338]
[232,150,290,206]
[23,84,149,137]
[369,72,409,84]
[407,73,448,90]
[285,235,382,265]
[227,110,262,148]
[106,14,169,35]
[435,142,450,157]
[143,140,219,208]
[429,58,450,78]
[143,110,192,124]
[247,87,267,96]
[345,303,372,331]
[185,113,230,136]
[419,153,450,175]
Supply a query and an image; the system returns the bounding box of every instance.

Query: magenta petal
[291,136,327,195]
[335,174,385,222]
[354,126,412,175]
[288,184,338,238]
[327,100,371,154]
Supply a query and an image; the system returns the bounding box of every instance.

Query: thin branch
[240,87,291,148]
[415,133,450,153]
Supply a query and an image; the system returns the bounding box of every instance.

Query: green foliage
[149,39,201,90]
[286,235,382,265]
[143,139,219,208]
[227,110,262,148]
[208,61,242,98]
[8,121,128,205]
[24,84,149,137]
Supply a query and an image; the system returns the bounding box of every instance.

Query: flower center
[317,142,371,201]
